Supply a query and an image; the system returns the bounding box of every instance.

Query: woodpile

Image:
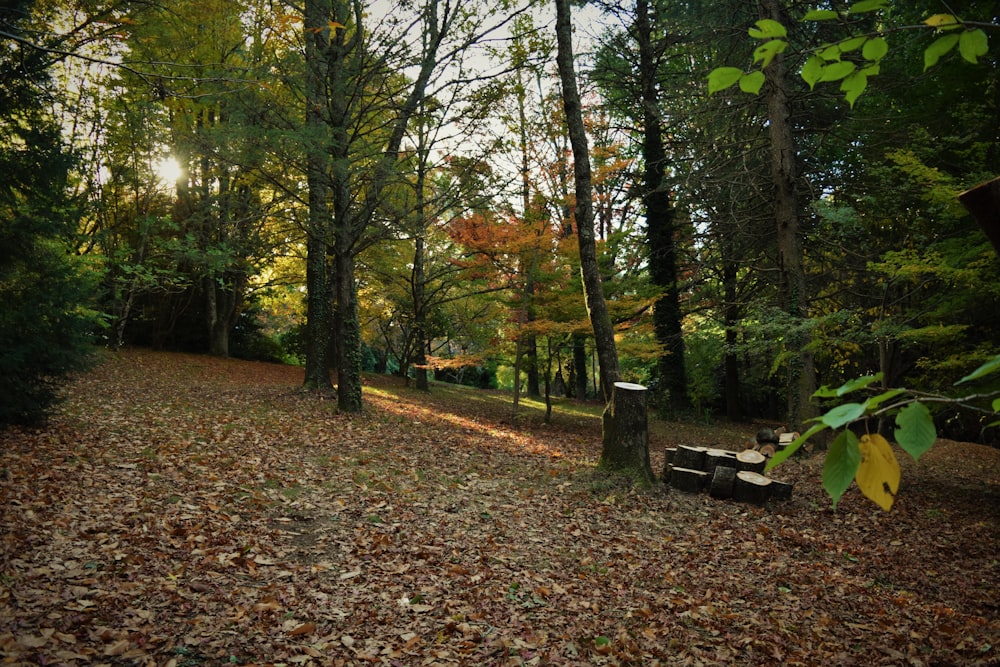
[663,440,794,505]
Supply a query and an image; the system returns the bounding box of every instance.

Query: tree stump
[709,465,737,499]
[736,449,766,473]
[734,471,772,505]
[670,467,709,493]
[673,445,707,471]
[600,382,654,484]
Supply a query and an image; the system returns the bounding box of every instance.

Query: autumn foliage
[1,350,998,665]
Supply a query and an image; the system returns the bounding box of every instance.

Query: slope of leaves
[1,349,997,666]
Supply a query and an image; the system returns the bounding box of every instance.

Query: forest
[3,0,999,437]
[2,0,1000,662]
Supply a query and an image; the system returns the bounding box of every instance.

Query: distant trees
[2,0,997,441]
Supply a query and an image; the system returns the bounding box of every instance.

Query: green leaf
[959,29,989,64]
[766,422,827,470]
[993,397,1000,413]
[803,9,839,20]
[839,36,868,53]
[841,71,868,107]
[924,33,959,70]
[865,388,906,411]
[708,67,744,94]
[821,401,867,429]
[753,40,788,68]
[848,0,887,13]
[748,19,787,39]
[862,36,889,61]
[823,430,861,509]
[820,61,857,82]
[818,44,844,61]
[895,402,936,461]
[801,55,825,89]
[739,70,766,94]
[813,374,882,398]
[955,354,1000,385]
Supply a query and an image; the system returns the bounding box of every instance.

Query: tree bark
[302,0,334,390]
[600,382,655,485]
[734,471,772,505]
[709,465,737,499]
[635,0,689,414]
[759,0,815,429]
[572,333,588,399]
[554,0,621,403]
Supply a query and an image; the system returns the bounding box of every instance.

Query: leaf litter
[1,349,998,665]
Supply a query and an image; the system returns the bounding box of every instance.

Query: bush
[0,61,97,425]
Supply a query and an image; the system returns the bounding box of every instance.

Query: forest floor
[1,349,998,666]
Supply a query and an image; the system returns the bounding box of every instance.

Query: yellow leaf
[924,14,959,29]
[855,433,900,510]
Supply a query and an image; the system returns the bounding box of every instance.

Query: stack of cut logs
[663,428,795,505]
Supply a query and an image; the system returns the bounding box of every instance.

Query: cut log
[734,471,772,505]
[705,448,737,473]
[709,465,737,499]
[770,479,794,500]
[670,467,709,493]
[673,445,707,472]
[736,449,767,473]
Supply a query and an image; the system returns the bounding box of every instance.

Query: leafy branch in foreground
[708,1,995,106]
[766,354,1000,510]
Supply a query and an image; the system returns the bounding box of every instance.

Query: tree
[710,0,1000,508]
[555,0,661,485]
[0,0,97,425]
[592,0,691,415]
[302,0,522,412]
[553,0,622,402]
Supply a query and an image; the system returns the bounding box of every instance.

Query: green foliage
[707,3,995,107]
[768,354,1000,509]
[0,2,97,425]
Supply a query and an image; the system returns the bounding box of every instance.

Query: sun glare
[154,156,183,184]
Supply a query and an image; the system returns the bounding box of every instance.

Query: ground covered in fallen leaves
[2,349,998,666]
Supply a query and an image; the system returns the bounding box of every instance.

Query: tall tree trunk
[572,333,588,399]
[516,77,541,399]
[302,0,334,389]
[636,0,689,414]
[413,236,429,391]
[556,0,651,483]
[759,0,815,428]
[722,245,743,420]
[553,0,621,402]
